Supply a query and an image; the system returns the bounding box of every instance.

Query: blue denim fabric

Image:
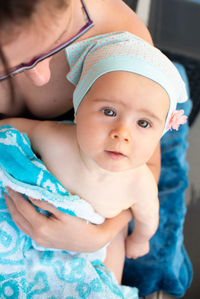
[122,63,193,297]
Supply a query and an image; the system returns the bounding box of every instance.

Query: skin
[0,0,160,259]
[1,71,169,282]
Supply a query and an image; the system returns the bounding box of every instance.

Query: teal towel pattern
[0,125,138,299]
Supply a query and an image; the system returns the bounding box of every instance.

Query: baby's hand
[125,236,150,259]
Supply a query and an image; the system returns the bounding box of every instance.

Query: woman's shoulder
[86,0,153,44]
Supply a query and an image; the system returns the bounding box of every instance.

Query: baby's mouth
[105,150,127,161]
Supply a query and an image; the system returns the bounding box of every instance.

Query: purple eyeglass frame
[0,0,94,82]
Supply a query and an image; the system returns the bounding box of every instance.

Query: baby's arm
[0,117,40,132]
[0,118,43,151]
[0,118,65,158]
[125,165,159,259]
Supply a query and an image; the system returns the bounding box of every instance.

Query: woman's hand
[4,188,132,252]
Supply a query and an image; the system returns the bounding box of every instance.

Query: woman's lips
[105,150,127,161]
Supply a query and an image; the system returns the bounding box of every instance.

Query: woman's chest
[0,52,75,118]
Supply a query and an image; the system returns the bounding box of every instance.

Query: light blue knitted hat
[65,31,188,134]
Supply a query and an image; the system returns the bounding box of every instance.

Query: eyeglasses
[0,0,94,82]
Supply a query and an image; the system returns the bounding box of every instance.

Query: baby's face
[75,71,169,172]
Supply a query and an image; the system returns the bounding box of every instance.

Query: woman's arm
[4,188,132,252]
[88,0,153,45]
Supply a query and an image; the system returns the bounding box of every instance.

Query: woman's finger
[28,197,63,219]
[6,187,62,219]
[4,188,67,247]
[6,188,46,220]
[5,187,50,232]
[4,192,33,236]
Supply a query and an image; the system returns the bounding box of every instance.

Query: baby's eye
[102,108,116,117]
[137,119,150,128]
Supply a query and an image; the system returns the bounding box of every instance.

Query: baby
[1,32,187,262]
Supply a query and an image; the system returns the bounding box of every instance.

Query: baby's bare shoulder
[34,121,76,158]
[134,164,156,185]
[131,165,158,199]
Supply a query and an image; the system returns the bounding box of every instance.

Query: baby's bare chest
[45,147,139,219]
[73,177,137,218]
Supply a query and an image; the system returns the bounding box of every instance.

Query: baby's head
[67,32,187,135]
[66,32,188,171]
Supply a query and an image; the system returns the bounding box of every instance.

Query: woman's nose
[24,57,52,86]
[110,126,131,143]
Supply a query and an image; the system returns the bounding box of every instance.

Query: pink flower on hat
[166,109,187,131]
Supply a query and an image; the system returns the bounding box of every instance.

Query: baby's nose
[110,127,131,143]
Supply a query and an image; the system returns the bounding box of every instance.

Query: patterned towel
[0,125,138,299]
